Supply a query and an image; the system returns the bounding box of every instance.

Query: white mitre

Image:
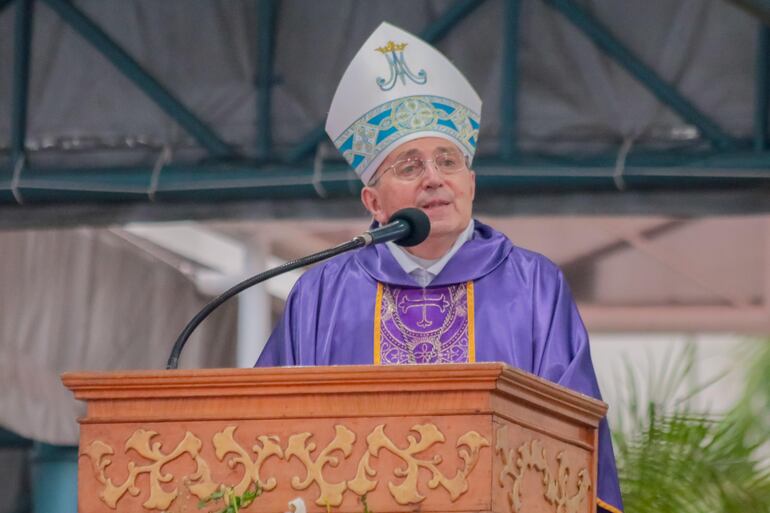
[325,22,482,184]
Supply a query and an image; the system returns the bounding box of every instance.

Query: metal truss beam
[1,190,769,230]
[418,0,490,42]
[500,0,521,160]
[11,0,33,165]
[39,0,235,159]
[285,0,489,163]
[756,24,769,151]
[257,0,277,161]
[543,0,738,150]
[1,151,768,207]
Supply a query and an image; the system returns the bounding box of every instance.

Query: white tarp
[0,227,236,445]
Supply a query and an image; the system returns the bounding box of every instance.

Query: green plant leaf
[613,340,770,513]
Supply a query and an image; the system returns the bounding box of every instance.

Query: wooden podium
[62,363,606,513]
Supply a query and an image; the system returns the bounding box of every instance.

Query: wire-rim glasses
[369,150,469,186]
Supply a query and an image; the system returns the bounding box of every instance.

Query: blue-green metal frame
[499,0,521,160]
[257,0,277,161]
[543,0,738,151]
[2,150,768,205]
[418,0,489,42]
[11,0,33,169]
[39,0,235,159]
[3,0,770,208]
[756,24,769,151]
[285,0,490,163]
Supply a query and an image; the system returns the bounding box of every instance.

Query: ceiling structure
[0,0,768,224]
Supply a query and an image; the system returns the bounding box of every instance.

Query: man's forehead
[387,139,462,161]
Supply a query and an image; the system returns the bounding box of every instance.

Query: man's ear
[361,186,382,220]
[469,169,476,201]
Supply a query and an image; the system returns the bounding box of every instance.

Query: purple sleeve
[534,264,624,513]
[255,285,299,367]
[255,260,337,367]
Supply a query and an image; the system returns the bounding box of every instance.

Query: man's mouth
[419,199,451,210]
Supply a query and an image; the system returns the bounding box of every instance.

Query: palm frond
[612,340,770,513]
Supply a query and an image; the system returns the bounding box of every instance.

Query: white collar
[386,220,474,286]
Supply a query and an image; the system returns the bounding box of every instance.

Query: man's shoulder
[507,244,562,275]
[468,220,564,281]
[293,248,365,286]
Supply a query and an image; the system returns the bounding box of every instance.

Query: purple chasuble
[257,220,624,513]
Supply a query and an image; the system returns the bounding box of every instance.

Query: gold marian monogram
[82,423,489,511]
[496,425,591,513]
[375,41,408,53]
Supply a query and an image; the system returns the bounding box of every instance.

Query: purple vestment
[257,220,624,513]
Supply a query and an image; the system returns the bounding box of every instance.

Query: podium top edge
[61,363,607,419]
[61,363,509,390]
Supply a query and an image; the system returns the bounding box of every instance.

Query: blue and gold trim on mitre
[326,22,482,184]
[334,95,480,180]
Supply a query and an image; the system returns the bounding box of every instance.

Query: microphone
[361,207,431,247]
[165,207,431,369]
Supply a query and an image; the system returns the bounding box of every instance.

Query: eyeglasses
[369,151,469,186]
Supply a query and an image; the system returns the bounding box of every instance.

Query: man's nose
[421,160,444,187]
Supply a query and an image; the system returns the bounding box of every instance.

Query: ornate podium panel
[62,363,606,513]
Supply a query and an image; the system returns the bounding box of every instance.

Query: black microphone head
[388,208,431,247]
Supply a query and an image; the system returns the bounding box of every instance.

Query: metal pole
[257,0,277,161]
[419,0,488,42]
[500,0,521,161]
[11,0,33,165]
[755,23,769,151]
[236,241,271,367]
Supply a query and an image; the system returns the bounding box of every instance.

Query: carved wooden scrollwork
[81,430,218,511]
[285,425,356,507]
[350,424,489,504]
[212,426,284,495]
[496,425,591,513]
[82,423,490,512]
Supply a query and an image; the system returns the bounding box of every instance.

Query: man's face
[361,137,476,241]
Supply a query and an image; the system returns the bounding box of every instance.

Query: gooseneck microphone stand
[165,236,366,370]
[165,207,430,369]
